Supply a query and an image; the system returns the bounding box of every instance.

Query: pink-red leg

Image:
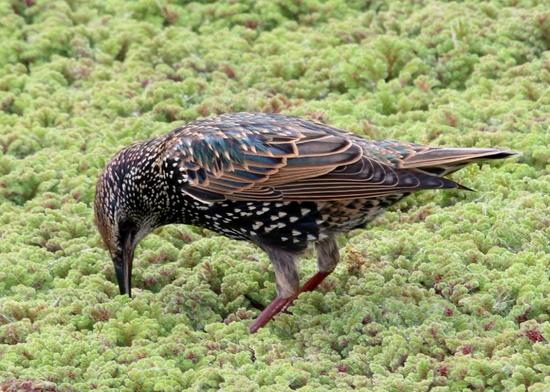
[250,237,339,333]
[281,271,330,312]
[249,296,289,333]
[249,271,332,333]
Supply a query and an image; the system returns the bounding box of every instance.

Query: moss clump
[0,0,548,390]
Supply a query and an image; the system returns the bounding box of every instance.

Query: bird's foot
[249,271,331,333]
[244,294,265,311]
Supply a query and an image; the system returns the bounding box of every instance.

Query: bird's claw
[244,294,265,311]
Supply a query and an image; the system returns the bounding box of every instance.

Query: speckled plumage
[94,112,515,332]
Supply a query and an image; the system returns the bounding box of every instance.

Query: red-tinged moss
[525,329,545,343]
[0,380,66,392]
[461,345,473,355]
[0,0,548,390]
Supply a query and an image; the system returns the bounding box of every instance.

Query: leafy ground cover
[0,0,549,390]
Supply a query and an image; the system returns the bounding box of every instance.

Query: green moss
[0,0,548,390]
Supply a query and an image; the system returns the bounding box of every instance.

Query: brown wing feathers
[161,114,512,203]
[162,120,368,202]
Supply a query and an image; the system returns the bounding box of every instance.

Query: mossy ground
[0,0,549,391]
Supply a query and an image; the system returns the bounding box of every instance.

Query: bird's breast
[181,199,320,252]
[170,194,409,251]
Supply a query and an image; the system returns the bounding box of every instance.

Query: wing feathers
[159,113,515,203]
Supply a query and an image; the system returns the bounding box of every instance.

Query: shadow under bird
[94,112,516,332]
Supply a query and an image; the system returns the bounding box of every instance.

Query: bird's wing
[159,113,460,202]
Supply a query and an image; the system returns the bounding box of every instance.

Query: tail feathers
[400,148,518,176]
[399,166,477,194]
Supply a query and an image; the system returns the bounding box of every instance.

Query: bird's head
[94,150,157,297]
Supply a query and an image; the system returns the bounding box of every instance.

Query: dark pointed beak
[114,233,135,297]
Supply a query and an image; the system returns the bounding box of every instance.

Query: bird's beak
[114,233,135,297]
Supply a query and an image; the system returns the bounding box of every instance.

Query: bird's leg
[281,236,339,312]
[249,238,340,332]
[249,249,299,333]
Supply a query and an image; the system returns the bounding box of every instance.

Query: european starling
[94,112,515,332]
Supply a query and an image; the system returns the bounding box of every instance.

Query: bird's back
[157,112,513,202]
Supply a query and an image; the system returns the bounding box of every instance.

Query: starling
[94,112,516,332]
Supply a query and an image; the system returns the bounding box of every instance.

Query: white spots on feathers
[257,207,269,215]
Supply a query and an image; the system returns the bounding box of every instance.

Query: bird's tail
[399,147,518,177]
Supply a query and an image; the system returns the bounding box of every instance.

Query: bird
[94,112,516,333]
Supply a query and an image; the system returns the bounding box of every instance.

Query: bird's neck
[114,141,169,226]
[117,139,201,230]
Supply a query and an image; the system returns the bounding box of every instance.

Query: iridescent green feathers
[158,113,515,203]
